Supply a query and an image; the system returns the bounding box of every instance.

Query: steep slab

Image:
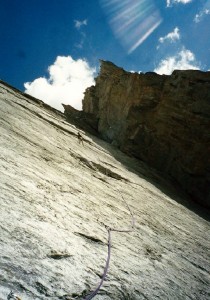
[0,81,210,299]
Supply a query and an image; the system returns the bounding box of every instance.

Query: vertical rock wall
[82,61,210,207]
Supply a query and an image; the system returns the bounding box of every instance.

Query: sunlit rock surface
[0,80,210,300]
[82,61,210,208]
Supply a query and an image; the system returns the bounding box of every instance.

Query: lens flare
[100,0,162,53]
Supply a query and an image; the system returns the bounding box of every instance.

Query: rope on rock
[83,190,135,300]
[83,228,111,300]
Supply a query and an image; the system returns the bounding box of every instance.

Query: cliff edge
[65,61,210,208]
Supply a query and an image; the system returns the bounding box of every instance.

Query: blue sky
[0,0,210,111]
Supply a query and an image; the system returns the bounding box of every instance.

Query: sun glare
[100,0,162,53]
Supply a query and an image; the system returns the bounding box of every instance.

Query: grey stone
[0,81,210,299]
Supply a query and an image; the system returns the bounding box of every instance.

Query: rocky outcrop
[62,103,99,136]
[80,61,210,208]
[1,80,210,299]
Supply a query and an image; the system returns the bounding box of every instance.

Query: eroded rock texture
[81,61,210,207]
[1,80,210,299]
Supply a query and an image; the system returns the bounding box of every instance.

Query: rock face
[62,103,99,136]
[1,80,210,299]
[81,61,210,208]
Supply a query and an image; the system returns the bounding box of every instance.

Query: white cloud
[24,56,96,111]
[154,49,200,75]
[194,9,210,23]
[74,20,88,49]
[74,19,88,29]
[167,0,192,7]
[75,32,86,49]
[159,27,180,44]
[175,0,192,3]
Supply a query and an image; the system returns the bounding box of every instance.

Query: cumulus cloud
[24,56,96,111]
[74,19,88,30]
[194,9,210,23]
[159,27,180,44]
[154,49,200,75]
[167,0,192,7]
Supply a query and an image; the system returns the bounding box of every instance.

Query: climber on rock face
[7,291,21,300]
[77,131,84,145]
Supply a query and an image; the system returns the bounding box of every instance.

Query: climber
[7,291,21,300]
[77,131,84,145]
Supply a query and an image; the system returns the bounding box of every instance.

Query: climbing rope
[83,190,135,299]
[7,192,134,300]
[83,228,111,300]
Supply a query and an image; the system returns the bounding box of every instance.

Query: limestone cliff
[1,80,210,299]
[80,61,210,208]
